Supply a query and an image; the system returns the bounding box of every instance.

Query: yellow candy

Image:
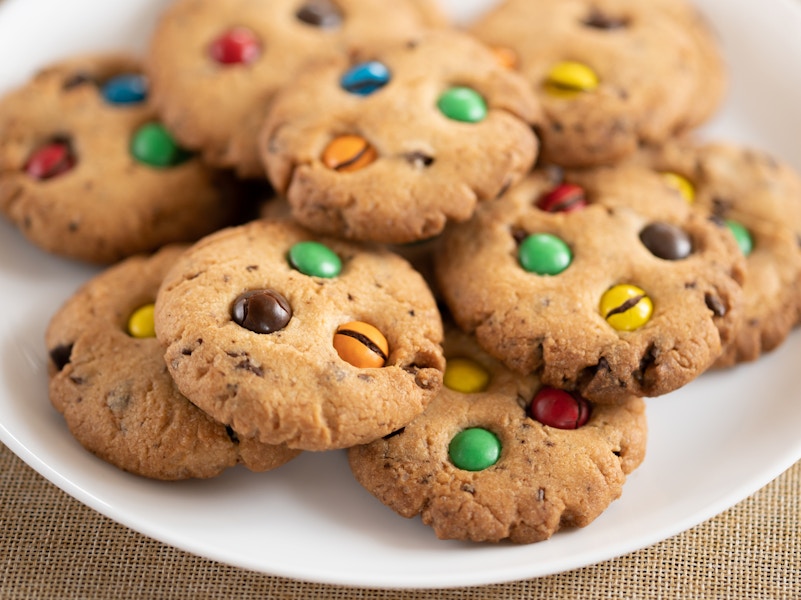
[662,172,696,204]
[544,61,599,97]
[599,284,653,331]
[127,303,156,338]
[444,358,490,393]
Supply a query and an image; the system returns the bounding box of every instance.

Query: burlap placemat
[1,443,798,599]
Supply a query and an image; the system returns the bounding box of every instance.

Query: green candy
[437,87,487,123]
[448,428,501,471]
[725,219,753,256]
[288,241,342,278]
[518,233,573,275]
[130,123,189,167]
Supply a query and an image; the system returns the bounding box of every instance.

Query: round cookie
[154,219,445,451]
[0,54,247,265]
[348,328,647,544]
[146,0,446,178]
[469,0,726,167]
[260,29,542,244]
[435,165,745,402]
[46,245,299,480]
[636,139,801,367]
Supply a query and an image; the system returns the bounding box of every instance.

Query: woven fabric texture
[1,443,799,600]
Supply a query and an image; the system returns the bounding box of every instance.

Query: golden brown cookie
[0,54,246,264]
[635,139,801,367]
[469,0,726,167]
[435,165,745,402]
[146,0,445,178]
[260,29,541,244]
[46,245,299,480]
[348,328,647,543]
[154,219,445,451]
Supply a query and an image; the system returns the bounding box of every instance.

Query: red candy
[537,183,587,213]
[529,387,591,429]
[25,141,76,180]
[209,27,261,65]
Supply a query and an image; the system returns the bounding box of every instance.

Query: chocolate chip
[231,289,292,334]
[404,151,434,168]
[639,222,692,260]
[49,343,73,371]
[583,8,629,29]
[705,293,727,317]
[296,0,343,27]
[62,72,96,91]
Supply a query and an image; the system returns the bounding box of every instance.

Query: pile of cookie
[3,0,801,544]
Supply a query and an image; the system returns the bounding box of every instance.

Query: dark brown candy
[296,0,343,28]
[231,289,292,334]
[639,222,692,260]
[49,343,74,371]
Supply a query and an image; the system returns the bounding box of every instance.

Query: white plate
[1,0,800,589]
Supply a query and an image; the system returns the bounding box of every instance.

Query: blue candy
[101,74,148,105]
[340,61,390,96]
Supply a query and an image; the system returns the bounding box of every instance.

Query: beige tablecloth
[1,442,799,599]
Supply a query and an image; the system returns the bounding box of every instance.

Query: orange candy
[322,135,377,172]
[333,321,389,368]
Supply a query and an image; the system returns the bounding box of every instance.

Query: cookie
[469,0,726,167]
[259,29,542,244]
[635,139,801,367]
[0,54,247,265]
[348,328,647,544]
[435,165,745,402]
[46,245,299,480]
[146,0,445,178]
[154,219,445,451]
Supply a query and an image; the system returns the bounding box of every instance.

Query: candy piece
[49,343,73,371]
[529,387,591,429]
[639,222,692,260]
[209,27,261,65]
[726,219,754,256]
[661,172,695,204]
[518,233,572,276]
[127,303,156,338]
[25,140,76,180]
[296,0,343,27]
[340,61,391,96]
[448,428,501,471]
[288,241,342,278]
[490,46,519,70]
[600,284,653,331]
[544,61,599,97]
[333,321,388,368]
[231,289,292,334]
[443,357,490,393]
[322,135,377,172]
[537,183,587,213]
[101,74,148,105]
[437,87,487,123]
[130,123,189,167]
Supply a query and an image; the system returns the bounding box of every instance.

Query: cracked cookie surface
[0,54,244,264]
[155,219,445,451]
[348,328,647,543]
[635,139,801,367]
[435,165,745,401]
[469,0,726,167]
[46,245,299,480]
[260,29,541,244]
[146,0,445,178]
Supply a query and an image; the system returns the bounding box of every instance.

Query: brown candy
[639,222,692,260]
[231,289,292,334]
